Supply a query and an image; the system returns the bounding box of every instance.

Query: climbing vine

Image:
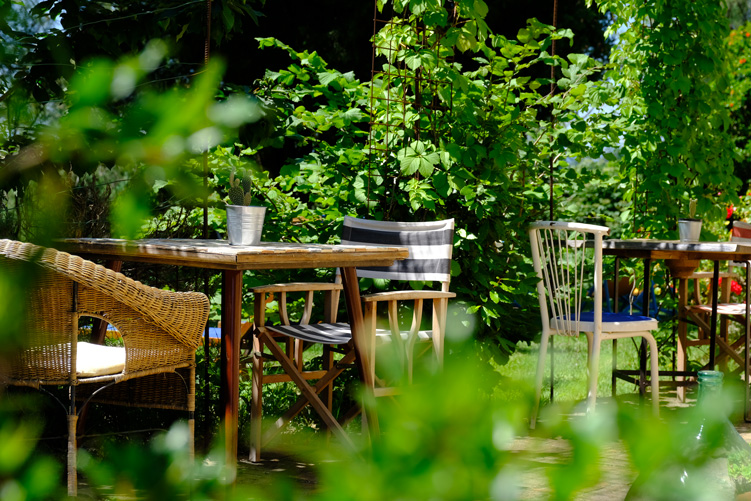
[246,1,618,361]
[589,0,741,236]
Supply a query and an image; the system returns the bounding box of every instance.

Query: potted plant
[225,168,266,245]
[678,198,702,242]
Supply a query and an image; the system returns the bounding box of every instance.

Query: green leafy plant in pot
[678,198,702,242]
[226,168,265,246]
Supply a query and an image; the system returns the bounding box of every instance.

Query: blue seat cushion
[576,311,655,323]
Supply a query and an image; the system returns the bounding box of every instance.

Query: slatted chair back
[718,220,751,272]
[339,216,454,291]
[732,220,751,241]
[528,221,660,427]
[529,221,610,336]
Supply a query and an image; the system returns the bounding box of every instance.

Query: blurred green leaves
[3,39,264,240]
[0,409,61,500]
[41,42,258,171]
[592,0,739,235]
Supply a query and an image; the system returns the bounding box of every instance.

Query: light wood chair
[0,239,209,496]
[528,221,660,428]
[683,221,751,373]
[249,216,455,461]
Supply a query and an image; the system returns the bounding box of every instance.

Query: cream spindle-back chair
[528,221,660,428]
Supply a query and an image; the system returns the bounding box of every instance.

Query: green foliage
[78,422,273,499]
[2,41,264,242]
[3,1,751,497]
[589,0,741,236]
[246,6,615,364]
[0,0,265,152]
[0,404,61,500]
[726,22,751,202]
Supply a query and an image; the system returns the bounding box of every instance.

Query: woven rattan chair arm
[0,239,209,350]
[251,282,342,293]
[360,290,455,302]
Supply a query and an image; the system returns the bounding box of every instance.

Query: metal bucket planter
[677,219,702,242]
[226,205,266,245]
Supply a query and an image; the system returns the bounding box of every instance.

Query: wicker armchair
[0,239,209,496]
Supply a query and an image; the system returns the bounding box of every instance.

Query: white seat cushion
[76,342,126,377]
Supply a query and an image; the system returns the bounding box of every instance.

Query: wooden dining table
[601,239,751,415]
[57,238,409,468]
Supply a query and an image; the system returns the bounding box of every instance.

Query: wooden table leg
[220,270,243,472]
[639,259,652,396]
[677,277,689,401]
[340,266,379,438]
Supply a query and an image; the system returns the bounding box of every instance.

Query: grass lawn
[493,333,705,407]
[496,335,643,401]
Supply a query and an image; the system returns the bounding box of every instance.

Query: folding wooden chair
[684,221,751,373]
[249,216,455,461]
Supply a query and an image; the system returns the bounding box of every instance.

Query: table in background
[601,239,751,414]
[58,238,409,468]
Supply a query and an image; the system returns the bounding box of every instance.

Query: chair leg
[265,337,353,447]
[432,298,447,369]
[250,334,263,462]
[531,330,551,429]
[583,332,594,366]
[67,413,77,497]
[322,345,334,445]
[363,302,378,391]
[322,345,334,410]
[188,366,196,463]
[260,349,357,447]
[643,332,661,416]
[587,338,602,415]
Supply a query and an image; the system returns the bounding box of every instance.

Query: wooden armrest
[361,290,455,302]
[251,282,342,293]
[688,271,739,280]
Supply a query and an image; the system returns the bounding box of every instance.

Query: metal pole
[202,0,213,452]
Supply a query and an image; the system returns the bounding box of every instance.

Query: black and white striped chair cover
[249,216,455,461]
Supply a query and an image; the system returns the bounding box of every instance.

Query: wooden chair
[528,221,660,428]
[0,239,209,496]
[683,221,751,373]
[249,216,455,461]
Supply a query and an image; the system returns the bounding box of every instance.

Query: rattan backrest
[0,239,208,350]
[528,221,610,336]
[1,257,78,383]
[340,216,454,288]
